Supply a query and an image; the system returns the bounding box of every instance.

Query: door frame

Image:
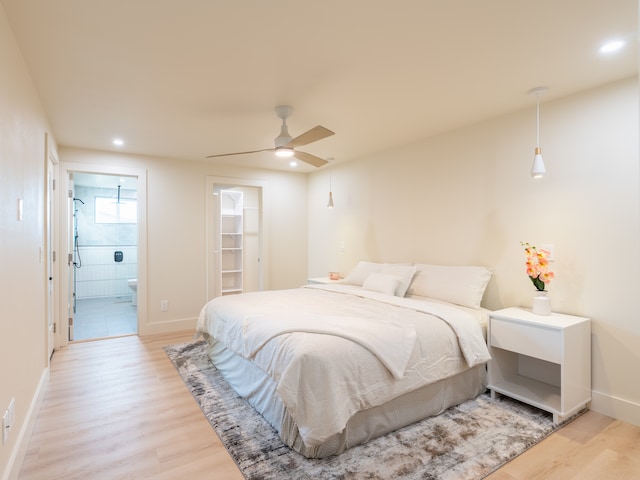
[58,162,147,347]
[205,176,267,301]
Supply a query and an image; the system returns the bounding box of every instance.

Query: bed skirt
[206,338,487,458]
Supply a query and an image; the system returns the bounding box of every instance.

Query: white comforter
[196,284,490,447]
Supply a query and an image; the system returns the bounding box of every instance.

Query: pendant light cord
[528,86,547,179]
[536,94,541,147]
[327,158,335,208]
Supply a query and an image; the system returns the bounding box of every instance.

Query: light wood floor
[17,331,640,479]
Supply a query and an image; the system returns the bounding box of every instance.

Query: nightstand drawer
[490,317,561,363]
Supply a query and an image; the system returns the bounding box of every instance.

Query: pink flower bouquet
[521,242,555,291]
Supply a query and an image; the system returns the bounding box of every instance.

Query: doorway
[69,173,138,340]
[206,177,266,300]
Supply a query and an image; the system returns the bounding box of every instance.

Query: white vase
[532,290,551,315]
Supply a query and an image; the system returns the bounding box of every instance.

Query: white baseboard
[591,390,640,427]
[138,316,197,337]
[2,367,49,480]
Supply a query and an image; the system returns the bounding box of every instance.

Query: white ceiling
[2,0,637,172]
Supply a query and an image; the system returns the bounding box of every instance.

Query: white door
[46,155,57,358]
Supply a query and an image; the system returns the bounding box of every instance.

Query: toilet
[128,279,137,306]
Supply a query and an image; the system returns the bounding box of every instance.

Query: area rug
[165,341,570,480]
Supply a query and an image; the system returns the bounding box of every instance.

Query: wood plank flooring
[18,332,243,480]
[17,331,640,479]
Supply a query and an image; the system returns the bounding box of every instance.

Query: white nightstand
[487,307,591,423]
[307,277,341,284]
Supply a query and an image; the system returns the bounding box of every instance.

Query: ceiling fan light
[531,147,546,179]
[275,147,294,157]
[206,105,334,168]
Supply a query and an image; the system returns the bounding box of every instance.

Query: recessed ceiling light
[289,160,298,167]
[599,40,625,54]
[113,138,124,146]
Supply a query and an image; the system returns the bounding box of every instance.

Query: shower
[72,197,84,313]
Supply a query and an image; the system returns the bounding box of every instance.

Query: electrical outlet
[3,398,15,444]
[160,300,169,311]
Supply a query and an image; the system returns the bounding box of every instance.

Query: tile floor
[73,295,137,341]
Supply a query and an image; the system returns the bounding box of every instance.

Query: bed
[196,262,493,458]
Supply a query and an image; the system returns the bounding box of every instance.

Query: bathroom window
[95,197,137,224]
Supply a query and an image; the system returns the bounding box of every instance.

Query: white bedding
[241,312,416,379]
[196,283,490,447]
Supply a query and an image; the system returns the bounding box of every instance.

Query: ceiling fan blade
[286,125,334,149]
[293,150,329,168]
[206,148,273,158]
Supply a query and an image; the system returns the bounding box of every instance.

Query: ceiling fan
[206,105,334,167]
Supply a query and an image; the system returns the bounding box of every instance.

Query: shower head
[73,198,85,204]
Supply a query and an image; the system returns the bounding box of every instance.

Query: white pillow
[362,273,400,296]
[407,264,493,309]
[381,264,417,297]
[343,261,383,286]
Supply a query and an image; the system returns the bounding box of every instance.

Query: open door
[45,135,58,358]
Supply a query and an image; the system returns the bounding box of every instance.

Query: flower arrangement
[521,242,555,291]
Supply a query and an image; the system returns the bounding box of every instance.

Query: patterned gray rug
[165,341,568,480]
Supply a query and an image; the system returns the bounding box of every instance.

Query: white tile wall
[75,246,137,299]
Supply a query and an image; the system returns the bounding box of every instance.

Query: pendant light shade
[531,147,545,178]
[529,86,548,179]
[327,191,334,208]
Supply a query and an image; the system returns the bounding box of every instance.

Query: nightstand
[307,277,340,284]
[487,307,591,423]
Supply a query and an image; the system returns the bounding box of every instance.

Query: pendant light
[327,158,334,208]
[529,86,548,179]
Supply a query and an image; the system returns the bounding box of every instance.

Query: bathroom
[71,173,138,340]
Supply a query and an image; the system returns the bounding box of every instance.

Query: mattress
[197,284,490,458]
[207,337,486,458]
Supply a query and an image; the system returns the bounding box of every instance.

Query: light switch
[17,198,23,221]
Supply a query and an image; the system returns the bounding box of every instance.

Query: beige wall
[0,4,52,476]
[307,77,640,426]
